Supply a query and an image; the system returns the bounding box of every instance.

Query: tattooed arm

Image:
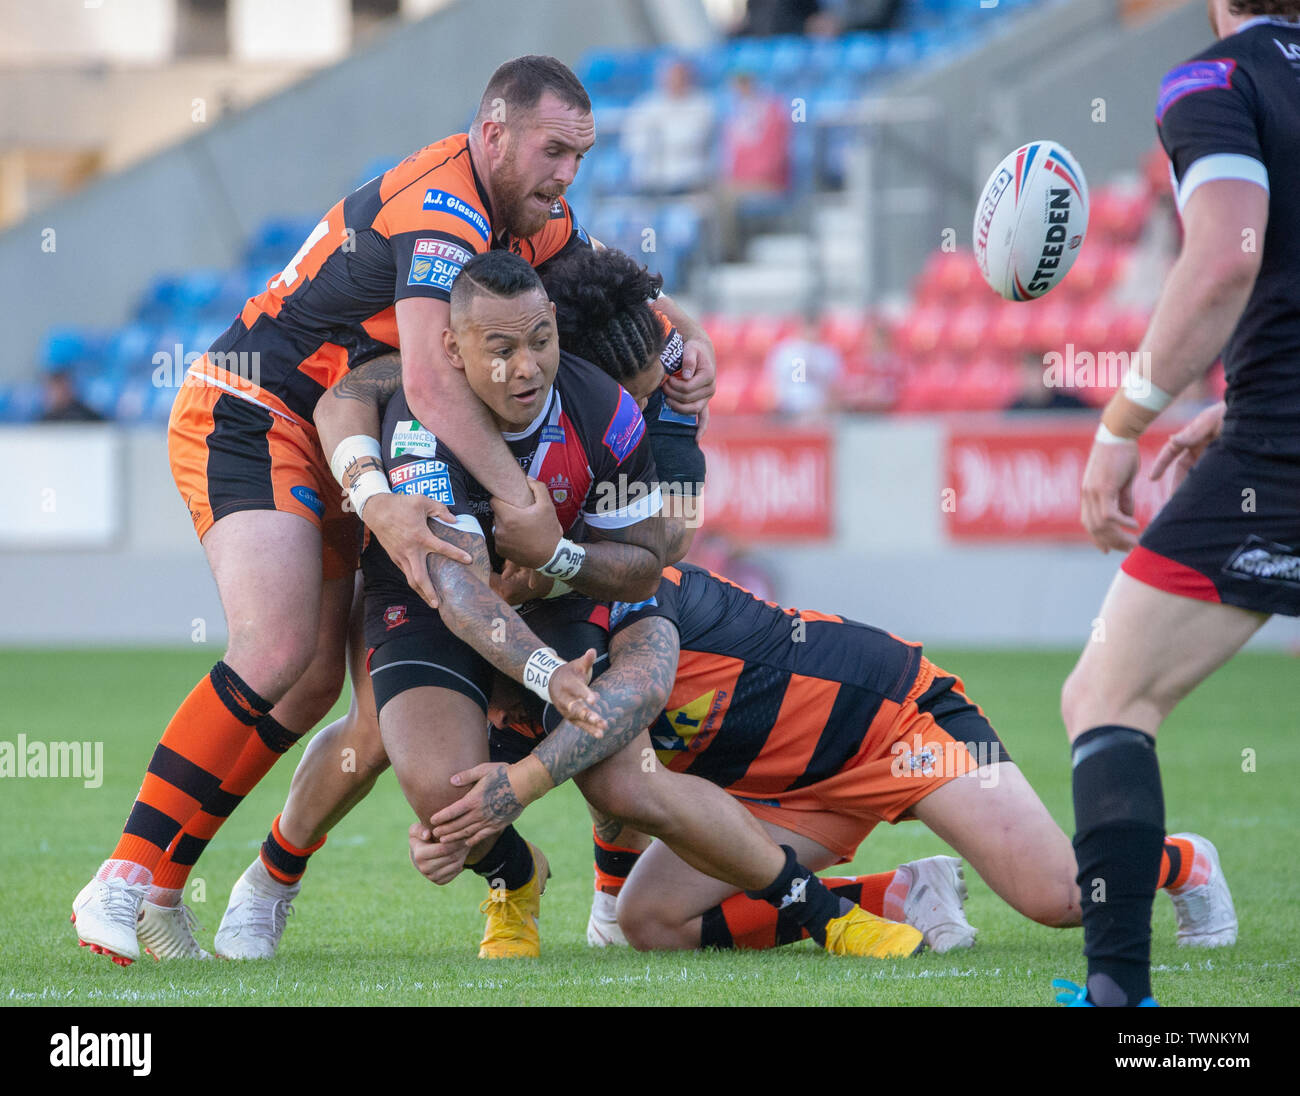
[492,483,667,603]
[426,523,606,739]
[314,353,474,602]
[429,616,679,844]
[570,515,667,603]
[313,352,402,467]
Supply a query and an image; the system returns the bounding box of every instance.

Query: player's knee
[290,654,347,728]
[227,628,321,698]
[1016,878,1081,928]
[616,895,684,951]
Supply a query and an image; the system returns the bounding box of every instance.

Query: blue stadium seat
[41,327,96,372]
[115,379,153,423]
[172,269,226,318]
[244,216,318,268]
[83,373,126,419]
[2,382,45,422]
[105,323,161,377]
[841,32,887,75]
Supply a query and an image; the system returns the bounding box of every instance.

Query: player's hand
[431,762,524,847]
[362,493,473,608]
[695,402,710,442]
[549,648,607,739]
[663,337,717,416]
[491,560,554,605]
[1149,400,1225,491]
[407,821,469,885]
[1080,436,1141,552]
[491,478,564,570]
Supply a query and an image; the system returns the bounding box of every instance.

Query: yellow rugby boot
[824,904,925,958]
[478,843,549,959]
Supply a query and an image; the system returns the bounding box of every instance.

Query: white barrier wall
[1,420,1297,650]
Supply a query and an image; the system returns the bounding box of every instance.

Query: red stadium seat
[1073,299,1117,354]
[943,300,995,357]
[1027,298,1074,353]
[816,309,872,358]
[1091,185,1152,246]
[988,298,1035,355]
[893,303,946,360]
[737,314,800,364]
[914,249,981,305]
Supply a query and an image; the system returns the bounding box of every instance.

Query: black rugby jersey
[1156,17,1300,455]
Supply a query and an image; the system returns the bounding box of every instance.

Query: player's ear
[442,327,466,372]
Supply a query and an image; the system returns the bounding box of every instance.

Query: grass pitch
[1,647,1296,1007]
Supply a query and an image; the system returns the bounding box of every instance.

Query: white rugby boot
[895,855,978,954]
[586,890,629,948]
[138,899,212,960]
[1165,833,1237,947]
[71,863,150,966]
[214,857,299,959]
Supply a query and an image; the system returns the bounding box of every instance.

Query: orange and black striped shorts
[167,363,360,580]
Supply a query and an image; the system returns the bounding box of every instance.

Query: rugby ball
[972,140,1089,301]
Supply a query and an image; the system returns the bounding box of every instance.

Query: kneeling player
[419,564,1231,957]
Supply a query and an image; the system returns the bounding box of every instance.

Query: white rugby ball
[972,140,1089,301]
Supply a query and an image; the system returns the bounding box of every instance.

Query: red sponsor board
[945,423,1175,541]
[699,422,832,539]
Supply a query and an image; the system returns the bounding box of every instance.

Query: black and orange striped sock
[152,712,303,891]
[110,662,271,873]
[594,831,643,896]
[259,813,325,885]
[699,871,899,950]
[1158,836,1195,890]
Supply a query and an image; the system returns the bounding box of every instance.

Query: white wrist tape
[523,647,564,701]
[1094,422,1137,446]
[329,434,383,485]
[1122,367,1172,412]
[538,537,586,581]
[348,470,392,518]
[543,578,572,600]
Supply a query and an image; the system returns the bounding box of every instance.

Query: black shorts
[1123,437,1300,616]
[365,585,611,716]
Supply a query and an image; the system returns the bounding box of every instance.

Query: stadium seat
[1091,185,1152,245]
[893,303,946,360]
[988,298,1035,354]
[816,310,872,358]
[942,301,994,357]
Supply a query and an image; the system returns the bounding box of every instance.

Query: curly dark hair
[1227,1,1300,16]
[539,248,667,386]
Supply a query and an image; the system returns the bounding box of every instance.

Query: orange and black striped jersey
[607,564,925,796]
[206,133,589,423]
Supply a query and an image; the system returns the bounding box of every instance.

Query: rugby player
[1054,0,1297,1006]
[210,247,708,960]
[417,565,1228,957]
[71,56,717,966]
[310,251,926,959]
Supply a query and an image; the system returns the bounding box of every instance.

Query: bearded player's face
[495,92,594,239]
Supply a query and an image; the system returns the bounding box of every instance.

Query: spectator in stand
[1006,352,1091,413]
[39,364,103,423]
[765,315,842,416]
[621,59,716,197]
[718,71,792,260]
